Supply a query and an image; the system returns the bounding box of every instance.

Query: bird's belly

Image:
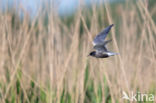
[96,53,109,58]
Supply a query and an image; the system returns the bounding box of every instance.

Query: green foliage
[2,69,48,103]
[84,80,96,103]
[5,67,10,83]
[84,61,89,89]
[1,63,112,103]
[97,84,102,103]
[83,63,111,103]
[103,76,111,103]
[40,89,46,102]
[16,79,20,95]
[60,89,72,103]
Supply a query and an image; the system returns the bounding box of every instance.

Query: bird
[88,24,119,58]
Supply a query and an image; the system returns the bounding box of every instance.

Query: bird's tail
[107,52,119,56]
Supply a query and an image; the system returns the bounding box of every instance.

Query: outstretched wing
[94,45,107,53]
[93,39,112,52]
[93,24,114,46]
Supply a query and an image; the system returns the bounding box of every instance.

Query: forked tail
[107,52,119,56]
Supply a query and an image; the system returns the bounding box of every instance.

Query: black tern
[88,24,119,58]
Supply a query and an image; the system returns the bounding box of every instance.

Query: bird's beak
[87,54,90,57]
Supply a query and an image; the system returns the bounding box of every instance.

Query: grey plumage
[88,24,119,58]
[93,24,114,46]
[93,39,112,52]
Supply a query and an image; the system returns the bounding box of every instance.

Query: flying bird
[88,24,119,58]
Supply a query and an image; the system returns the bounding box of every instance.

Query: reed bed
[0,0,155,103]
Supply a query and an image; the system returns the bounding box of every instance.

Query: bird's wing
[93,44,108,53]
[93,39,112,52]
[92,24,114,46]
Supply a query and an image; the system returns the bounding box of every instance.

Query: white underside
[107,52,119,56]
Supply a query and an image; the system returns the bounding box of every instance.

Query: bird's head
[88,51,96,57]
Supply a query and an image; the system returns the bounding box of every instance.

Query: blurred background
[0,0,125,17]
[0,0,156,103]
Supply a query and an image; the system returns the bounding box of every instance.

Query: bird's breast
[96,53,109,58]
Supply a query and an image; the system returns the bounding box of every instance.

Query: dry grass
[0,0,155,103]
